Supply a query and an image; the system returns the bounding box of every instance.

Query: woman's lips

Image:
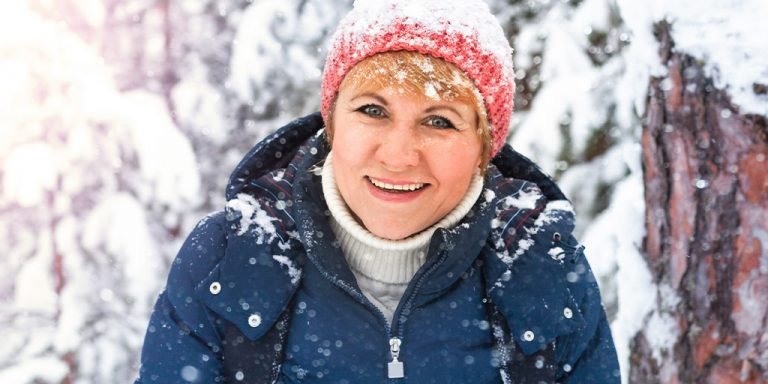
[365,176,429,202]
[367,176,426,192]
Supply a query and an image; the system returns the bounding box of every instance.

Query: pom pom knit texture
[321,0,515,156]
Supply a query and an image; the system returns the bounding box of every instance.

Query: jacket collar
[195,115,325,340]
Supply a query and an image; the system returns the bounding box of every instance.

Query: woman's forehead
[341,52,480,105]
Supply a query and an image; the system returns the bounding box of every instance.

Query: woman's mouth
[367,176,426,193]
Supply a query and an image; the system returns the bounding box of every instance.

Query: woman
[135,0,620,383]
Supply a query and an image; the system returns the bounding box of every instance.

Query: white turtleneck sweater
[321,153,484,323]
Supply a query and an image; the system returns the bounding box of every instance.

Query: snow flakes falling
[226,193,278,242]
[180,365,200,382]
[272,255,302,286]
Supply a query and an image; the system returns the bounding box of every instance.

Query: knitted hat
[321,0,515,157]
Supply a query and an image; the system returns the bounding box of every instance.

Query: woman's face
[331,85,483,240]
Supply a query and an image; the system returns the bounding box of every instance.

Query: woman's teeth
[369,177,425,192]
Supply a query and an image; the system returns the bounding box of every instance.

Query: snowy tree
[630,6,768,383]
[0,2,200,383]
[490,0,767,382]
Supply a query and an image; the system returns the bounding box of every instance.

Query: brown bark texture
[630,22,768,383]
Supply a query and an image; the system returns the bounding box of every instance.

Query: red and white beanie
[321,0,515,157]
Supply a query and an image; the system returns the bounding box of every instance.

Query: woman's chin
[364,221,425,241]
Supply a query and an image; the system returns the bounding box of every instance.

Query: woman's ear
[324,101,336,144]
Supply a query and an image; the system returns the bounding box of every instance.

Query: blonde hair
[327,51,492,170]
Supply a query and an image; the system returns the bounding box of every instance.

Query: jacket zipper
[307,231,451,382]
[387,337,404,378]
[386,234,452,381]
[304,258,400,380]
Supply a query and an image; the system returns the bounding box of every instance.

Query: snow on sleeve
[514,200,575,259]
[532,200,574,228]
[547,246,565,261]
[272,255,302,286]
[501,188,543,210]
[226,193,279,243]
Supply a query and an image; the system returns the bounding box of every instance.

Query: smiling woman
[135,0,620,383]
[329,52,485,240]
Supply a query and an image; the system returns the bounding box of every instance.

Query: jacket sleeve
[557,240,621,383]
[135,212,228,384]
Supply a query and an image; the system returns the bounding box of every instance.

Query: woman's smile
[367,176,427,193]
[364,175,430,203]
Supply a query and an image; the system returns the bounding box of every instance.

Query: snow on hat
[321,0,515,156]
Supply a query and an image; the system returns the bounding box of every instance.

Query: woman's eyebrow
[350,92,389,106]
[424,105,463,117]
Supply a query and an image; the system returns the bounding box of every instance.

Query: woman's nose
[375,123,420,170]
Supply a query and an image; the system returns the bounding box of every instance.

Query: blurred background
[1,0,766,383]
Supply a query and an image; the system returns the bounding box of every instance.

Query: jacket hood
[226,113,328,201]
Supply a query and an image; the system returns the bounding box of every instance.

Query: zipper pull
[388,337,405,379]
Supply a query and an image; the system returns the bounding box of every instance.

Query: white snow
[226,193,278,241]
[1,143,59,208]
[484,189,497,203]
[547,247,565,261]
[503,188,542,210]
[645,310,680,363]
[0,357,68,384]
[656,0,768,115]
[582,166,651,381]
[0,2,200,382]
[272,255,302,286]
[341,0,514,80]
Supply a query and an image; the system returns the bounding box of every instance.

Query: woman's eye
[356,104,386,118]
[425,116,456,129]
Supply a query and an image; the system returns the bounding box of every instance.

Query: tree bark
[631,22,768,383]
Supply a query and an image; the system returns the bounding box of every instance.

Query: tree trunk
[630,22,768,383]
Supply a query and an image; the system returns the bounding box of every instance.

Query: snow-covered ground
[1,0,765,382]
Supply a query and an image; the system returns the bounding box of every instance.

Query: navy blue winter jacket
[135,113,620,383]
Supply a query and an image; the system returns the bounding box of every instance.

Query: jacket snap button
[248,314,262,328]
[523,330,535,342]
[209,282,222,295]
[563,307,573,319]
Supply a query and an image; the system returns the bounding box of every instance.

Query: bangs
[339,51,484,116]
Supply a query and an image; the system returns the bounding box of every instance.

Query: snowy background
[1,0,766,383]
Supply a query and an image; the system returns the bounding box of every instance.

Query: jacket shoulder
[481,172,619,381]
[166,211,229,297]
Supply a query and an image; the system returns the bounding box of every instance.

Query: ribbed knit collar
[321,152,484,284]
